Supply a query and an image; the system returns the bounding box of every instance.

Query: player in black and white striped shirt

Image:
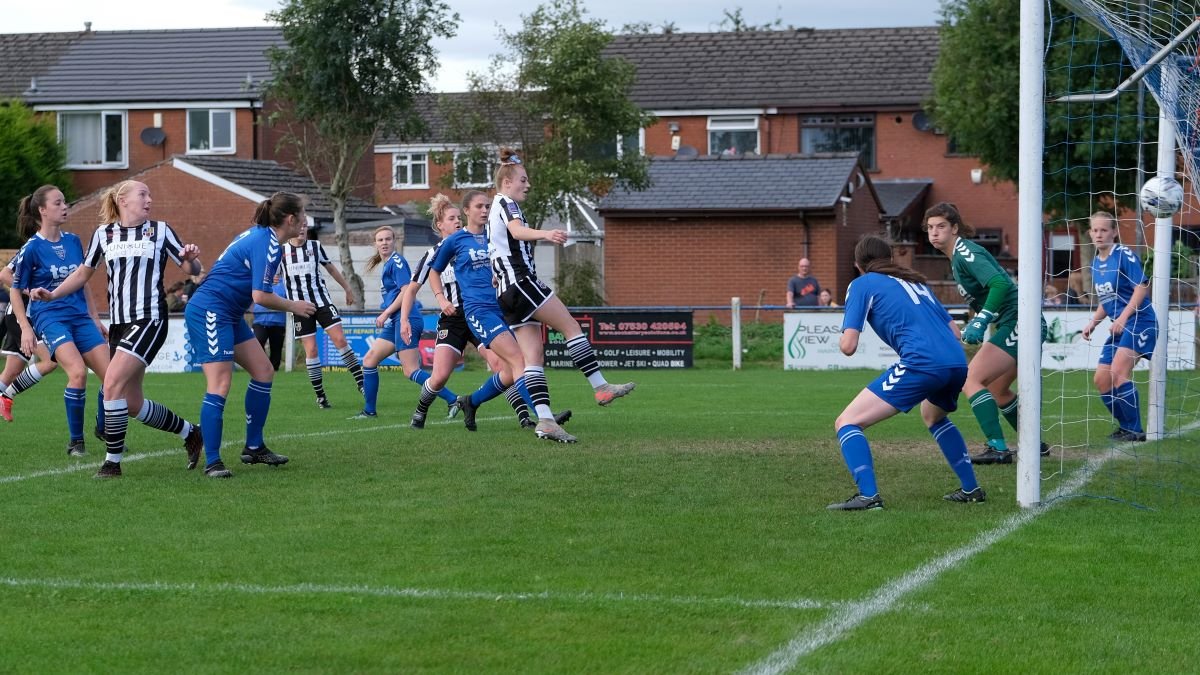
[281,223,364,408]
[37,181,203,477]
[487,148,635,409]
[0,240,58,423]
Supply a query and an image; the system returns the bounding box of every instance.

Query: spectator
[817,288,839,308]
[166,281,187,312]
[1043,283,1063,307]
[786,258,821,308]
[1066,271,1088,306]
[181,266,204,302]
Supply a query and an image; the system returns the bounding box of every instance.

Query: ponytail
[493,146,525,190]
[254,191,305,228]
[99,180,138,224]
[855,235,927,284]
[15,185,61,240]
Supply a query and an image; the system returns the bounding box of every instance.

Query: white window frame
[58,110,127,170]
[616,129,645,159]
[186,109,236,154]
[391,152,430,189]
[707,116,759,155]
[452,152,496,188]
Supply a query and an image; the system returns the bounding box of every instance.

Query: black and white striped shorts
[109,318,169,365]
[498,277,554,327]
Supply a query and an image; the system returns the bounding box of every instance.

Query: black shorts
[435,312,481,354]
[109,318,169,365]
[498,277,554,326]
[295,304,343,338]
[1,313,33,361]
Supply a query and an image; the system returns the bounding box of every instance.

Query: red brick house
[2,27,283,198]
[598,153,882,310]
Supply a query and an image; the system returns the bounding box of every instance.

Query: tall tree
[265,0,458,307]
[442,0,654,229]
[0,101,73,249]
[929,0,1156,221]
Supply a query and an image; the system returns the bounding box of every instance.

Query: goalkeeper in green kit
[923,203,1049,464]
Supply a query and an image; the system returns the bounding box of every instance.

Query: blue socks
[363,367,379,414]
[929,418,978,492]
[836,424,878,497]
[469,373,507,408]
[410,370,456,404]
[65,387,86,442]
[1111,382,1143,432]
[244,379,272,449]
[201,393,226,465]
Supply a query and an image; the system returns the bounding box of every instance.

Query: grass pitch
[0,366,1197,673]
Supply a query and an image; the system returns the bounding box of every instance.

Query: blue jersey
[1091,244,1155,323]
[430,229,496,312]
[379,252,421,313]
[842,272,964,371]
[12,232,90,323]
[189,226,282,321]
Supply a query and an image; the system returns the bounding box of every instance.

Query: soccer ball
[1139,176,1185,218]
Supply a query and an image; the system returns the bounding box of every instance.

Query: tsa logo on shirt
[50,264,78,281]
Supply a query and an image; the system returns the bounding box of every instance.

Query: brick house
[598,154,882,311]
[2,27,283,198]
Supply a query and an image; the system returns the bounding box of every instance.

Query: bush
[693,315,783,368]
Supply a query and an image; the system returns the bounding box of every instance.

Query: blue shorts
[1099,321,1158,364]
[867,363,967,413]
[377,313,422,351]
[464,305,512,348]
[35,312,106,361]
[185,304,255,364]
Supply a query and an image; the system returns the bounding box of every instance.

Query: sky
[0,0,943,92]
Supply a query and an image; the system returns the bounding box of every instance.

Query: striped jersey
[412,241,464,311]
[84,220,184,323]
[487,193,536,290]
[281,239,335,307]
[4,252,24,317]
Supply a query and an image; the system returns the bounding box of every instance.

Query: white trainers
[594,382,636,406]
[535,419,578,443]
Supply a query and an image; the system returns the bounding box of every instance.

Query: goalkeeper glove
[962,309,995,345]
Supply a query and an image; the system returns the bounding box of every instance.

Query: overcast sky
[1,0,942,92]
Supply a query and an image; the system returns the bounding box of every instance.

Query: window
[392,153,428,189]
[59,111,125,168]
[187,109,235,153]
[708,117,758,155]
[801,114,876,168]
[1048,233,1076,278]
[453,153,495,188]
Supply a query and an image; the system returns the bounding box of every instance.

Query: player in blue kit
[828,235,985,510]
[427,194,575,443]
[183,192,316,478]
[350,225,459,420]
[9,185,109,456]
[1081,211,1158,442]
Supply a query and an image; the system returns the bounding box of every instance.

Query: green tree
[0,101,73,249]
[264,0,458,307]
[442,0,654,229]
[717,7,790,32]
[929,0,1156,221]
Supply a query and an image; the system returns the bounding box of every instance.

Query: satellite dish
[676,145,698,158]
[911,111,934,132]
[139,127,166,146]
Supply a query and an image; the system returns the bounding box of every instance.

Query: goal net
[1041,0,1200,508]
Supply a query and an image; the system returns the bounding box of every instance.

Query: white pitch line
[737,420,1200,675]
[0,576,834,613]
[0,414,513,485]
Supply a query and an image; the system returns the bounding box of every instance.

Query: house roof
[377,91,539,146]
[175,156,390,224]
[597,153,873,215]
[603,26,940,110]
[873,179,933,218]
[0,31,89,98]
[9,27,283,105]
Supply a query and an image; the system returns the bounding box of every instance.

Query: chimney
[84,21,92,32]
